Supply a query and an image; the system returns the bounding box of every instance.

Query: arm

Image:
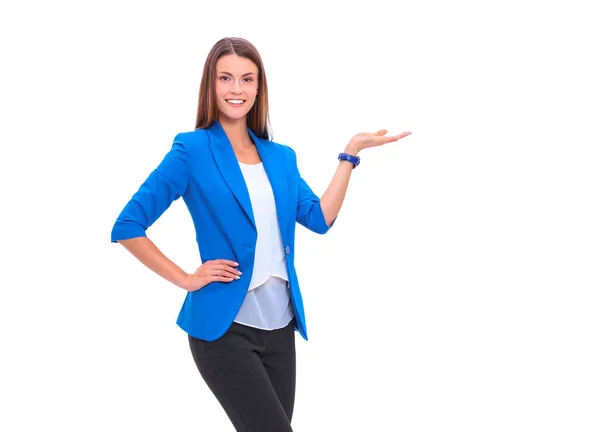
[117,236,240,291]
[118,236,188,289]
[111,135,191,289]
[319,142,359,227]
[293,128,411,234]
[111,135,189,242]
[112,135,241,291]
[320,129,412,226]
[293,142,358,234]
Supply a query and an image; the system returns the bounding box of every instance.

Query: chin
[222,112,247,122]
[219,107,249,121]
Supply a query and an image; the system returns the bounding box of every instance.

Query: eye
[219,76,230,81]
[243,77,253,83]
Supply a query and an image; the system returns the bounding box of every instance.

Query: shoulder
[269,140,298,163]
[173,129,209,147]
[170,129,211,158]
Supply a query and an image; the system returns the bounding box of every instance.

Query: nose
[230,79,243,94]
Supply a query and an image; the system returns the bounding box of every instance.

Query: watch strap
[338,152,360,168]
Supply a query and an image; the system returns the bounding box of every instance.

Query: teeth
[227,100,244,104]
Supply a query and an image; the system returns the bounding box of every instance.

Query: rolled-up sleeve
[296,175,334,234]
[289,147,335,235]
[111,134,189,242]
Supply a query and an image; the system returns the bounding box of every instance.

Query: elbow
[324,215,336,229]
[111,220,147,243]
[296,200,336,234]
[326,219,335,230]
[319,217,336,234]
[319,203,336,234]
[313,213,336,235]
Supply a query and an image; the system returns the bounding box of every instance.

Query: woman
[111,37,411,431]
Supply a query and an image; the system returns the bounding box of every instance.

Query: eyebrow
[218,71,256,77]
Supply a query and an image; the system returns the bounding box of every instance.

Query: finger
[212,266,242,278]
[379,132,411,144]
[212,275,237,283]
[377,135,402,144]
[213,259,239,267]
[375,129,387,136]
[194,263,239,277]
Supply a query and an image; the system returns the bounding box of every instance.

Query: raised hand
[182,259,242,292]
[347,129,412,154]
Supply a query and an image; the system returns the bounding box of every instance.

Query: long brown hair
[195,37,271,140]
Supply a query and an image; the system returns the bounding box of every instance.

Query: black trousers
[188,318,296,432]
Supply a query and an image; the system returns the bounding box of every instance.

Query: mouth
[225,99,246,107]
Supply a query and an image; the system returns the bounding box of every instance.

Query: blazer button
[285,245,290,255]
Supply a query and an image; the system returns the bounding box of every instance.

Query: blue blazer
[111,120,334,342]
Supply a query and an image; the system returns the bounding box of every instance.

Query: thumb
[375,129,387,136]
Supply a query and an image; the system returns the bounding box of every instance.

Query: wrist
[344,142,361,156]
[174,271,191,290]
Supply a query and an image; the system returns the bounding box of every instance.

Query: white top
[233,161,294,330]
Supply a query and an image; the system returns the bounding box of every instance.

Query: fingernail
[234,276,240,280]
[238,271,242,275]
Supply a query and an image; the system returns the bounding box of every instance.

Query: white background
[1,0,599,431]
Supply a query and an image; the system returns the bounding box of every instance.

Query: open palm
[350,129,412,153]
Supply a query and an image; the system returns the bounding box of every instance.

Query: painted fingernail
[234,276,240,280]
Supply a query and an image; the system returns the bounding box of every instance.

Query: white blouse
[233,161,294,330]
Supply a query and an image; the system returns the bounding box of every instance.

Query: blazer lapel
[205,120,289,236]
[206,121,256,228]
[252,130,289,236]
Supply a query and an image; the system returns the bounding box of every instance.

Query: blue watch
[338,152,360,168]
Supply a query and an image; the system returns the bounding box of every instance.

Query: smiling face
[214,54,259,123]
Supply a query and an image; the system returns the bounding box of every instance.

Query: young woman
[111,36,411,431]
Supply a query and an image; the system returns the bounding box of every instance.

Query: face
[214,54,259,122]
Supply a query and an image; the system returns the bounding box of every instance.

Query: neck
[218,115,253,149]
